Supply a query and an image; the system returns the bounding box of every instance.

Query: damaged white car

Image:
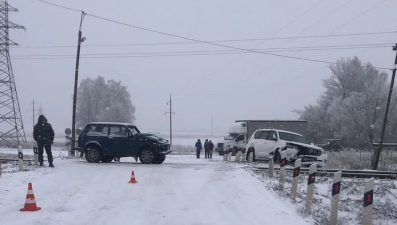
[246,129,327,167]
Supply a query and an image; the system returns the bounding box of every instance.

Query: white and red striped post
[291,159,301,201]
[363,178,374,225]
[234,150,241,162]
[279,151,287,191]
[18,145,23,172]
[305,163,317,212]
[330,171,342,225]
[268,152,274,178]
[33,147,38,166]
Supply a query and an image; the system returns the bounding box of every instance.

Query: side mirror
[76,128,82,135]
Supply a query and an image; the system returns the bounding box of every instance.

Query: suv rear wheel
[139,149,155,164]
[85,145,101,163]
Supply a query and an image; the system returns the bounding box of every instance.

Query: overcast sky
[7,0,397,137]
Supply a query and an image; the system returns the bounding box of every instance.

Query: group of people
[195,139,214,159]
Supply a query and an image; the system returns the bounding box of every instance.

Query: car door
[251,130,269,159]
[108,125,131,157]
[263,131,278,157]
[80,124,110,152]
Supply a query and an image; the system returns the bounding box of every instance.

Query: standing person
[208,140,214,159]
[204,139,209,158]
[33,115,55,167]
[195,139,202,159]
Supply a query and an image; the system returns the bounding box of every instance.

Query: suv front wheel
[139,149,155,164]
[154,154,166,164]
[85,145,101,163]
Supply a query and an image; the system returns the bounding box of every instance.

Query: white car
[246,129,327,167]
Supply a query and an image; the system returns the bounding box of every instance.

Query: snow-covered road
[0,154,312,225]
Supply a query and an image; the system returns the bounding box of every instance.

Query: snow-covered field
[0,150,313,225]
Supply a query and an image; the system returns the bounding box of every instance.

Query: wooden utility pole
[165,94,175,146]
[71,12,86,157]
[371,44,397,170]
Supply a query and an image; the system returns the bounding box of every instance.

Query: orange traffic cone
[128,171,138,183]
[20,183,41,212]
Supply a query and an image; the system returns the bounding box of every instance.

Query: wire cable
[34,0,394,70]
[11,31,396,49]
[37,0,82,13]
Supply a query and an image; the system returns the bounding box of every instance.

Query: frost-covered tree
[76,76,136,127]
[295,57,391,148]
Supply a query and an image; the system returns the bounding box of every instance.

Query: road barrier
[33,147,38,166]
[241,151,246,162]
[330,171,341,225]
[363,178,374,225]
[254,161,377,223]
[279,152,287,191]
[18,145,23,172]
[291,159,301,201]
[305,163,317,212]
[234,151,241,162]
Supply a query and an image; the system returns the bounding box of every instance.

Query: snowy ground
[0,150,313,225]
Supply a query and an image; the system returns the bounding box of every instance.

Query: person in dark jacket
[195,139,202,159]
[208,140,214,159]
[33,115,55,167]
[204,139,209,158]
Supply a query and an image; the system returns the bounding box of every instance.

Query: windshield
[224,134,238,140]
[279,132,309,144]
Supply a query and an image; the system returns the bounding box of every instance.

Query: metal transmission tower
[0,1,26,147]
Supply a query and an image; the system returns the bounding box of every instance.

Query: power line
[37,0,82,12]
[81,14,391,67]
[9,44,394,58]
[11,31,397,49]
[34,0,394,70]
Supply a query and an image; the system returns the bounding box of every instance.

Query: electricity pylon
[0,0,26,147]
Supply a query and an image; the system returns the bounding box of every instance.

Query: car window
[86,125,109,136]
[258,131,269,139]
[254,131,262,139]
[109,125,129,137]
[266,131,277,140]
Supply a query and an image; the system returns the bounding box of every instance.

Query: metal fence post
[291,159,301,201]
[305,163,317,212]
[363,178,374,225]
[279,151,287,191]
[330,171,342,225]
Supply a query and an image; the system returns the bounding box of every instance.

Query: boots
[49,162,54,168]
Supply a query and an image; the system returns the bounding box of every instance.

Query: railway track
[253,167,397,179]
[0,158,34,163]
